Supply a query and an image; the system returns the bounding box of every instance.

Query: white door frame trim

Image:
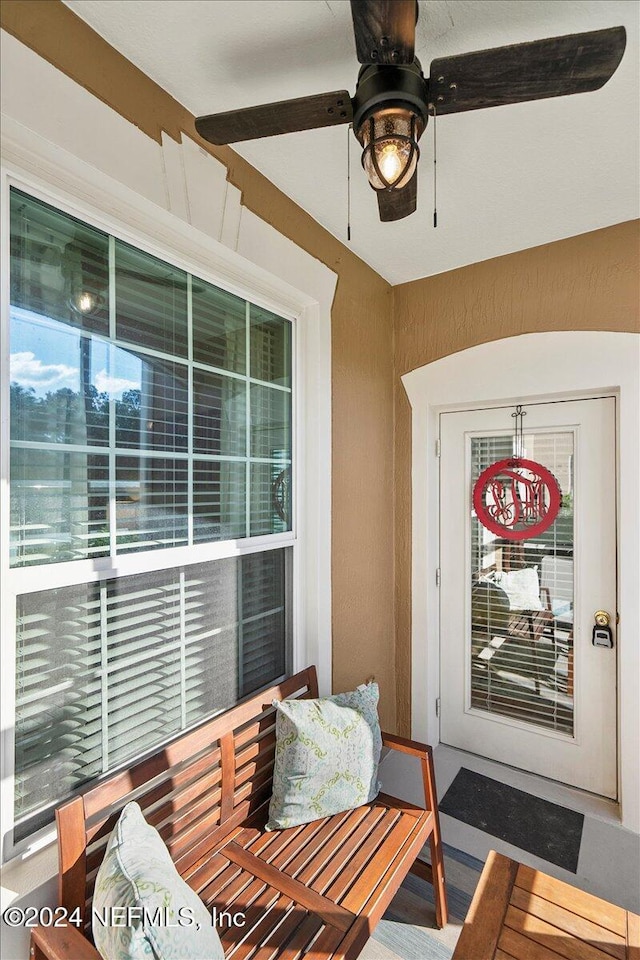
[402,331,640,832]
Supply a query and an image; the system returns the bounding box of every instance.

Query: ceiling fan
[194,0,626,223]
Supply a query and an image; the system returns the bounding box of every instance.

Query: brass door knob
[594,611,611,627]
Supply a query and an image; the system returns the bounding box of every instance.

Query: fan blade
[195,91,353,145]
[350,0,417,65]
[429,26,626,115]
[377,173,417,222]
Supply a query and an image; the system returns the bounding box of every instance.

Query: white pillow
[93,801,224,960]
[494,567,542,611]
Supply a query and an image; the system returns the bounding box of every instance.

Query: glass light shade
[360,108,420,190]
[69,290,102,315]
[63,239,107,318]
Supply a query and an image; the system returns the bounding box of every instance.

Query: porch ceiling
[63,0,639,284]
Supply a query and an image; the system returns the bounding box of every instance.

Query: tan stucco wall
[1,0,397,728]
[392,220,640,734]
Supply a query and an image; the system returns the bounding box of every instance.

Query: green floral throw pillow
[266,683,382,830]
[92,801,224,960]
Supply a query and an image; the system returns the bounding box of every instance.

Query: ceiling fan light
[359,108,421,190]
[69,290,103,316]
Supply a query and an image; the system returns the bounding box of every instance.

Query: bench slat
[143,757,223,825]
[221,732,236,822]
[278,808,365,880]
[56,797,88,920]
[509,888,626,960]
[453,850,519,960]
[236,728,277,764]
[234,713,278,752]
[498,925,596,960]
[248,903,311,960]
[223,890,293,960]
[503,905,620,960]
[515,863,627,937]
[266,913,325,960]
[199,830,296,905]
[316,807,400,901]
[218,883,277,956]
[233,763,275,809]
[297,924,347,960]
[84,746,223,855]
[217,873,272,920]
[186,845,241,895]
[155,781,223,838]
[376,791,424,817]
[339,813,420,915]
[349,814,435,928]
[316,915,370,960]
[204,860,255,908]
[265,815,352,875]
[176,786,273,875]
[301,807,387,898]
[225,842,357,933]
[285,807,376,892]
[235,733,276,787]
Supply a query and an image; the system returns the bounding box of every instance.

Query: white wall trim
[402,331,640,833]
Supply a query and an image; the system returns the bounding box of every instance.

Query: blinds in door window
[14,548,291,841]
[470,434,574,736]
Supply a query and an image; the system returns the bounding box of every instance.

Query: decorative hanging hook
[472,402,562,541]
[511,404,527,464]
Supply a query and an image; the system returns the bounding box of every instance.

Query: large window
[7,188,294,842]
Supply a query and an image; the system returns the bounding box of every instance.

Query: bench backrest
[56,667,318,935]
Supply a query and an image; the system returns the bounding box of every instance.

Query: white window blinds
[8,187,294,844]
[470,433,574,736]
[14,549,290,842]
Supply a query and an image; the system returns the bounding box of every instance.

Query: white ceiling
[63,0,639,285]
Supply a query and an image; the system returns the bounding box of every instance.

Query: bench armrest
[381,731,437,813]
[381,731,432,759]
[380,729,448,927]
[30,925,102,960]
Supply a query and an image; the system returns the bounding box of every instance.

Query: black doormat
[439,767,584,872]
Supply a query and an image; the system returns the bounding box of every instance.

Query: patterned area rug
[360,842,483,960]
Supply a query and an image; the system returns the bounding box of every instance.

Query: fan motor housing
[352,61,429,141]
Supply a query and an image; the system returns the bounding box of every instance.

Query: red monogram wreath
[472,458,562,541]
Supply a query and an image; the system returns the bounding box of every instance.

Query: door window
[470,432,574,735]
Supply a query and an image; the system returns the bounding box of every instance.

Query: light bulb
[69,290,101,315]
[358,108,422,191]
[378,143,403,183]
[77,292,96,314]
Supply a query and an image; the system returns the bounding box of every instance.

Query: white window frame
[0,137,333,862]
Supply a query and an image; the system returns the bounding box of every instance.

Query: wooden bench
[452,850,639,960]
[31,666,448,960]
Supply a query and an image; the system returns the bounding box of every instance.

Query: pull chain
[432,103,438,228]
[347,124,352,242]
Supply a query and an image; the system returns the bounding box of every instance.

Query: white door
[439,398,617,798]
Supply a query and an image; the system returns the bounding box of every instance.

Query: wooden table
[452,850,639,960]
